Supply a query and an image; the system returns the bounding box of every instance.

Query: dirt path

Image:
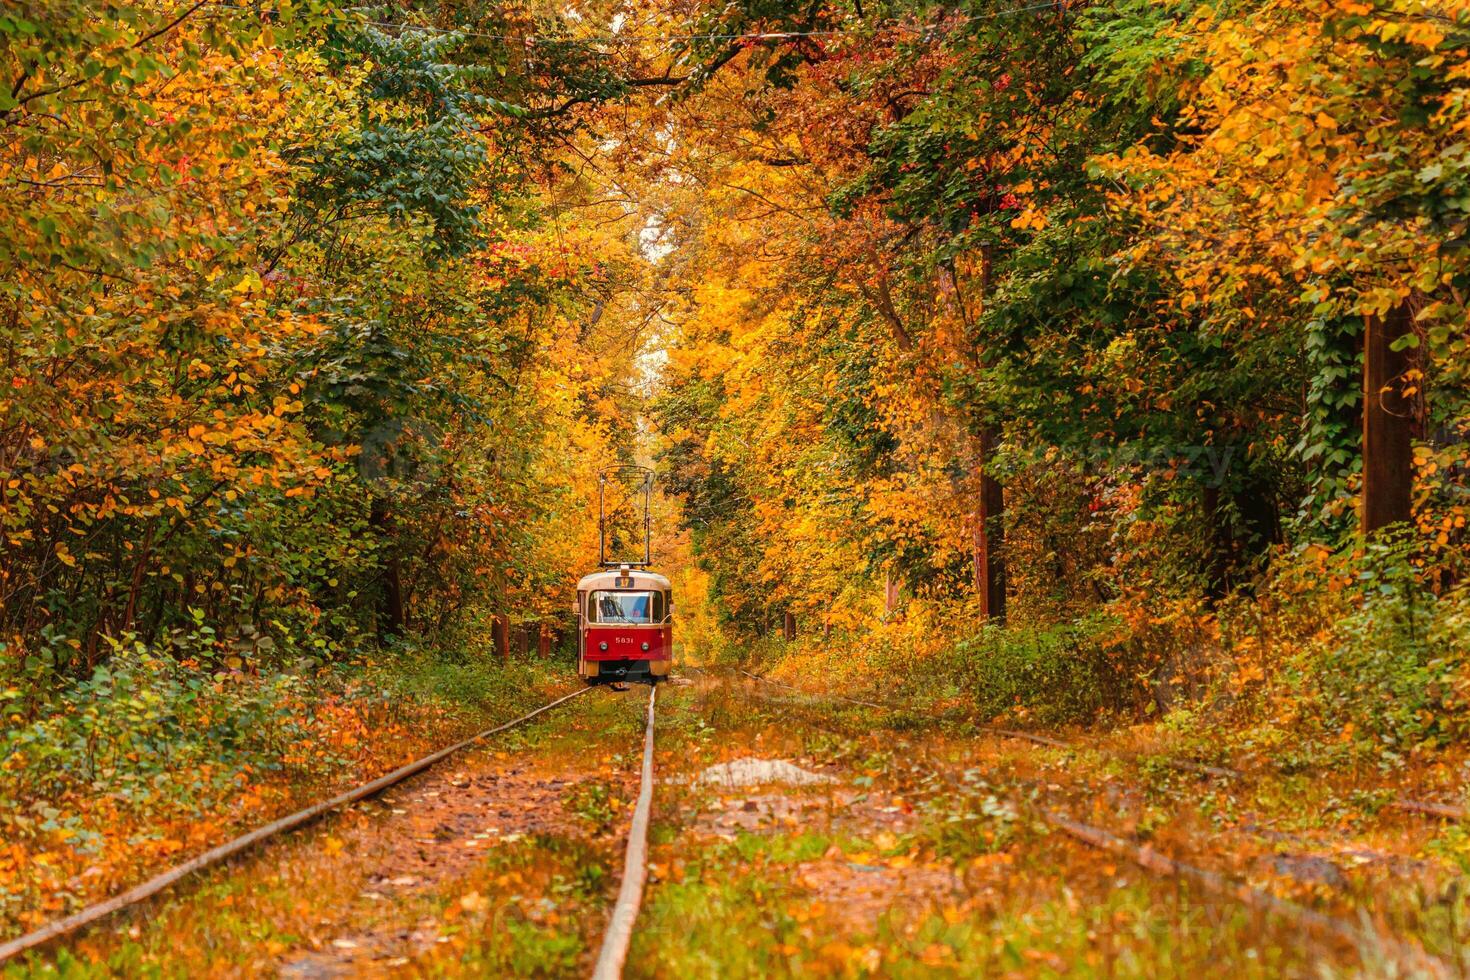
[275,760,604,977]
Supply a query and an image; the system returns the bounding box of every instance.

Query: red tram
[576,467,671,685]
[575,564,672,685]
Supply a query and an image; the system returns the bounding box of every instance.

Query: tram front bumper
[582,659,671,682]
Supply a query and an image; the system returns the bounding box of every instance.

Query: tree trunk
[382,555,405,638]
[493,614,510,665]
[119,525,156,635]
[1201,484,1232,600]
[783,611,796,641]
[538,624,552,658]
[974,425,1006,622]
[884,570,900,616]
[369,498,406,640]
[1362,303,1415,534]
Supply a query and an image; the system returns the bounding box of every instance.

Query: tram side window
[589,591,664,624]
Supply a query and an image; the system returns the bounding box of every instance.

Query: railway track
[0,686,595,967]
[731,667,1459,977]
[7,668,1457,975]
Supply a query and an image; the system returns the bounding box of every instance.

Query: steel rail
[1040,810,1453,978]
[591,684,658,980]
[736,667,887,710]
[0,685,595,966]
[982,728,1466,818]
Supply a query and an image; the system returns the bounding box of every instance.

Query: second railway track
[738,666,1469,820]
[730,667,1458,978]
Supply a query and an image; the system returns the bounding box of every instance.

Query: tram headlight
[598,641,608,651]
[641,641,650,652]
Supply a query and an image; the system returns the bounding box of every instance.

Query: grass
[630,833,811,978]
[564,780,626,835]
[423,834,613,978]
[877,883,1318,979]
[709,563,1470,973]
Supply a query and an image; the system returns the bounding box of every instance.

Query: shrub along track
[0,686,596,968]
[732,667,1459,977]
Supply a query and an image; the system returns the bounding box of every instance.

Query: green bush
[362,639,545,717]
[940,613,1133,727]
[1304,539,1470,756]
[0,636,555,836]
[1,643,325,816]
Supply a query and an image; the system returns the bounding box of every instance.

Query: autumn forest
[3,0,1470,975]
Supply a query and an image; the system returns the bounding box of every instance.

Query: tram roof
[577,567,672,591]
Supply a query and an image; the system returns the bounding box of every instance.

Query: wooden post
[538,624,552,658]
[1362,304,1414,534]
[783,611,796,642]
[974,425,1006,622]
[493,615,510,665]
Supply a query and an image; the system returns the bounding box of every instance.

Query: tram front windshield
[589,590,661,624]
